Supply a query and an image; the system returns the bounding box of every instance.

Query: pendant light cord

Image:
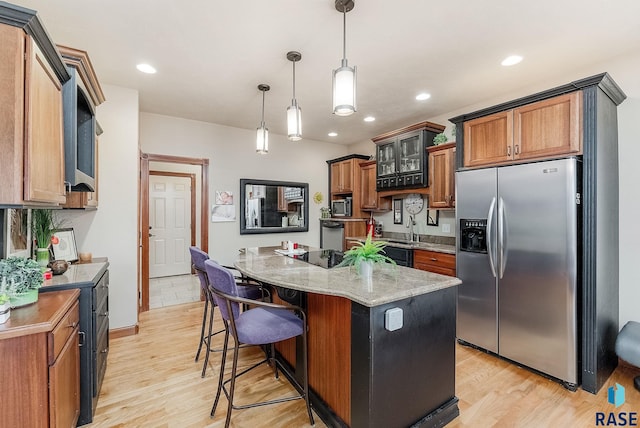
[342,7,347,61]
[292,60,296,101]
[261,90,265,124]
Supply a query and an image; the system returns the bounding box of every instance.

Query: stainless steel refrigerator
[456,157,579,387]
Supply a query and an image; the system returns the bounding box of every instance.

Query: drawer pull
[69,321,79,329]
[430,258,438,261]
[101,348,109,354]
[101,311,109,317]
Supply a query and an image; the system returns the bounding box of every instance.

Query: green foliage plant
[433,132,448,145]
[0,257,44,296]
[337,233,396,274]
[32,209,58,249]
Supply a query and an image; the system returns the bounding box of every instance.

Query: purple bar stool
[204,260,314,427]
[189,246,266,378]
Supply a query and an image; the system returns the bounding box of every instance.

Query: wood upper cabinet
[428,143,456,209]
[463,110,513,167]
[331,158,355,194]
[513,92,582,160]
[463,92,582,168]
[0,24,66,205]
[359,160,391,211]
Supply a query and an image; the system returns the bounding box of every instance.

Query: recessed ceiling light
[136,63,157,74]
[501,55,523,66]
[328,132,338,137]
[416,93,431,101]
[364,116,375,122]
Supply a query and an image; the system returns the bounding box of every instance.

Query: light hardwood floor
[89,301,639,427]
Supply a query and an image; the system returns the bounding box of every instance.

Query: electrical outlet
[442,223,451,233]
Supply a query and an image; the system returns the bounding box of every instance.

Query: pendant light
[286,51,302,141]
[332,0,356,116]
[256,84,270,154]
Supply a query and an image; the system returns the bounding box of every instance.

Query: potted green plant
[32,209,58,267]
[433,132,448,145]
[337,233,396,277]
[0,257,44,308]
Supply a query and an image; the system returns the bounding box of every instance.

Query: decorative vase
[36,248,50,268]
[10,288,39,308]
[359,260,374,279]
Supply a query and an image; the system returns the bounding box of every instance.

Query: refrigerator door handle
[486,197,497,278]
[498,197,508,279]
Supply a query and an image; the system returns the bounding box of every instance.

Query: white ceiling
[10,0,640,145]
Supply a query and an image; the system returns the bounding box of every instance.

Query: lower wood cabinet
[413,249,456,277]
[0,289,80,428]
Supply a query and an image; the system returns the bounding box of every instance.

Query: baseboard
[110,324,139,339]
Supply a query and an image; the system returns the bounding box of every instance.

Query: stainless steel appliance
[331,197,352,217]
[320,220,344,251]
[456,158,580,388]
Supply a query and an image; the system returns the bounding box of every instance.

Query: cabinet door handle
[101,311,109,317]
[69,321,78,329]
[515,144,520,155]
[78,331,85,347]
[507,146,512,156]
[101,348,109,354]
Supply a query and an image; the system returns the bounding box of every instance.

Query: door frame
[148,170,197,278]
[139,152,209,313]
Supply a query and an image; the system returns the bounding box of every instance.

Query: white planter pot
[0,301,10,324]
[359,260,374,279]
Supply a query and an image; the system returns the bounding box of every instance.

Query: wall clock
[404,193,424,215]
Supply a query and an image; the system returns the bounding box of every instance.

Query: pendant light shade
[333,0,356,116]
[256,84,270,154]
[286,51,302,141]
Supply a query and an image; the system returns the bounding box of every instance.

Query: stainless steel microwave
[331,198,352,217]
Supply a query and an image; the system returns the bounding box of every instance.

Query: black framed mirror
[240,179,309,235]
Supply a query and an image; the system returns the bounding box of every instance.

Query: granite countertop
[41,258,109,288]
[234,246,460,307]
[346,236,456,254]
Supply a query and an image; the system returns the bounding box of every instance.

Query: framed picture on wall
[2,208,31,258]
[52,228,79,262]
[393,199,403,224]
[426,209,439,226]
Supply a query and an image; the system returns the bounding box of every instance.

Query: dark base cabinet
[39,261,109,426]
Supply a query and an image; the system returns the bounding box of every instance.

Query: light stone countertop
[234,246,461,307]
[346,236,456,254]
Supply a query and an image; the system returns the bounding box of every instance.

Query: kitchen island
[234,246,461,428]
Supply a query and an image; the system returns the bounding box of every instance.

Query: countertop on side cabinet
[41,258,109,289]
[234,246,460,307]
[346,236,456,254]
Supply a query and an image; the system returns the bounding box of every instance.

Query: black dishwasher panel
[383,246,413,267]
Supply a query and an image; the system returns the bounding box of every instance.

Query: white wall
[59,85,139,329]
[139,113,348,266]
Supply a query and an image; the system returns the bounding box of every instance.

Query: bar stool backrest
[189,246,210,291]
[204,260,241,321]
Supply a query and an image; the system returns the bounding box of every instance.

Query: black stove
[289,249,344,269]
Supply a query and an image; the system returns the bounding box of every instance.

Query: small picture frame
[2,208,31,258]
[51,228,79,262]
[426,209,439,227]
[393,199,403,224]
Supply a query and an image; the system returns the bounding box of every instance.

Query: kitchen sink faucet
[406,215,417,242]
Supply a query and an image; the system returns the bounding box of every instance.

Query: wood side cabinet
[428,143,456,209]
[0,23,67,205]
[463,92,582,168]
[359,160,391,211]
[0,289,80,428]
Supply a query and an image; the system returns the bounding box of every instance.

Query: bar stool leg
[195,297,209,362]
[211,326,229,417]
[224,340,241,428]
[303,324,314,425]
[201,299,216,377]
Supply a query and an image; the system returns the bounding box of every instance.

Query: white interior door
[149,175,192,278]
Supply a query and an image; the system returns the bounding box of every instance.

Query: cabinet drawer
[94,321,109,397]
[413,250,456,275]
[49,301,80,364]
[414,262,456,277]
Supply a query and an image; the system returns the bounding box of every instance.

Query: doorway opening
[139,152,209,313]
